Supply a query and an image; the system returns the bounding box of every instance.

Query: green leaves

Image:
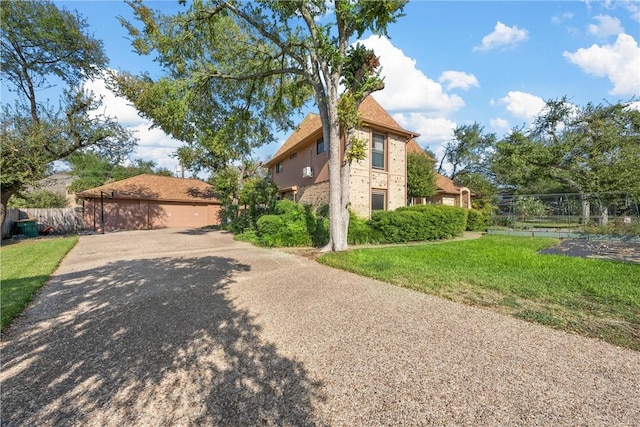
[493,99,640,197]
[1,0,107,94]
[407,152,437,199]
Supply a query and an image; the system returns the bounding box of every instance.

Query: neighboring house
[406,139,473,209]
[264,96,417,218]
[77,174,221,232]
[29,172,79,207]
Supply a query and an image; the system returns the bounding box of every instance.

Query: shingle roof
[267,113,322,166]
[266,96,417,166]
[77,174,219,203]
[406,139,435,161]
[435,173,463,195]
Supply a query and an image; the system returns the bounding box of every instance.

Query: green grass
[1,236,78,329]
[318,235,640,350]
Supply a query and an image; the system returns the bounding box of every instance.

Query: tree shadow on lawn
[1,255,325,425]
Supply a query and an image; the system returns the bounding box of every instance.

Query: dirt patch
[539,239,640,263]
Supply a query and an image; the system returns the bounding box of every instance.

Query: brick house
[264,96,417,218]
[406,139,473,208]
[77,174,221,232]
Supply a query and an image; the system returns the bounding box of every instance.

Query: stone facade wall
[347,127,407,217]
[387,134,407,211]
[297,181,330,209]
[276,125,409,219]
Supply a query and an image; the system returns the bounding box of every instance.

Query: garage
[77,174,221,232]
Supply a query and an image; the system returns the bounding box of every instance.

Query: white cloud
[474,22,529,52]
[603,0,640,22]
[393,112,457,156]
[84,78,143,126]
[551,12,574,25]
[359,35,465,113]
[84,75,182,173]
[439,71,479,91]
[625,100,640,111]
[588,15,624,37]
[489,117,510,132]
[499,91,546,121]
[564,33,640,96]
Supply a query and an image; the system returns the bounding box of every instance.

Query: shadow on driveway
[1,254,324,425]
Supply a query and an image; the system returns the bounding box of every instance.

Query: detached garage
[77,174,221,232]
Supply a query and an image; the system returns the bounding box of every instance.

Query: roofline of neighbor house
[77,194,221,204]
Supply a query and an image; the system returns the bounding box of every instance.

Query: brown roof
[435,173,463,195]
[266,96,417,166]
[267,113,322,166]
[406,139,435,161]
[77,174,219,203]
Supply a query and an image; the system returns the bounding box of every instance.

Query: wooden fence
[3,208,86,238]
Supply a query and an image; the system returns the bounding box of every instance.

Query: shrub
[370,205,468,243]
[348,212,378,245]
[466,208,489,231]
[313,216,329,247]
[255,200,313,247]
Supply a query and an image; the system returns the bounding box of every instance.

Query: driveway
[1,229,639,426]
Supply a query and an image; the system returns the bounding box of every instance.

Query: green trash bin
[16,219,39,238]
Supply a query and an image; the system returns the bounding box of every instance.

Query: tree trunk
[326,91,349,251]
[1,188,16,239]
[580,197,590,225]
[600,204,609,226]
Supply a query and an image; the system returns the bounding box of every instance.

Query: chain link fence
[490,192,640,238]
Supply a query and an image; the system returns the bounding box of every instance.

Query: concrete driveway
[1,228,639,426]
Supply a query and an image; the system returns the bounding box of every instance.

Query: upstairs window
[276,162,283,173]
[316,138,326,154]
[372,133,385,169]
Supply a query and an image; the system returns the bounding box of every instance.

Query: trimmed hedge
[466,208,489,231]
[370,205,468,243]
[254,201,469,247]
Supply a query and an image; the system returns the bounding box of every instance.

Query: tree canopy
[66,152,173,194]
[493,98,640,198]
[438,122,496,182]
[114,0,407,250]
[0,0,136,231]
[406,152,436,201]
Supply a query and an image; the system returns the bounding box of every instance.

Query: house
[77,174,221,232]
[26,172,79,207]
[406,139,473,208]
[264,96,418,218]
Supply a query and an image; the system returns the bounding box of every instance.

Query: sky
[8,0,640,176]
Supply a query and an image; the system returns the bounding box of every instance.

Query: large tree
[113,0,407,251]
[0,0,135,231]
[493,98,640,223]
[438,122,496,181]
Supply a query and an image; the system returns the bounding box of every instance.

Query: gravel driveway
[1,229,639,426]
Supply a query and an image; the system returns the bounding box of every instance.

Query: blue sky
[18,1,640,175]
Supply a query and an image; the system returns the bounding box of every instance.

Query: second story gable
[265,96,417,190]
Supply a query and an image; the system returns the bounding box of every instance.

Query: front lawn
[318,235,640,350]
[1,236,78,329]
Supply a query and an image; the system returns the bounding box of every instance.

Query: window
[276,162,283,173]
[371,190,386,211]
[372,133,385,169]
[316,138,326,154]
